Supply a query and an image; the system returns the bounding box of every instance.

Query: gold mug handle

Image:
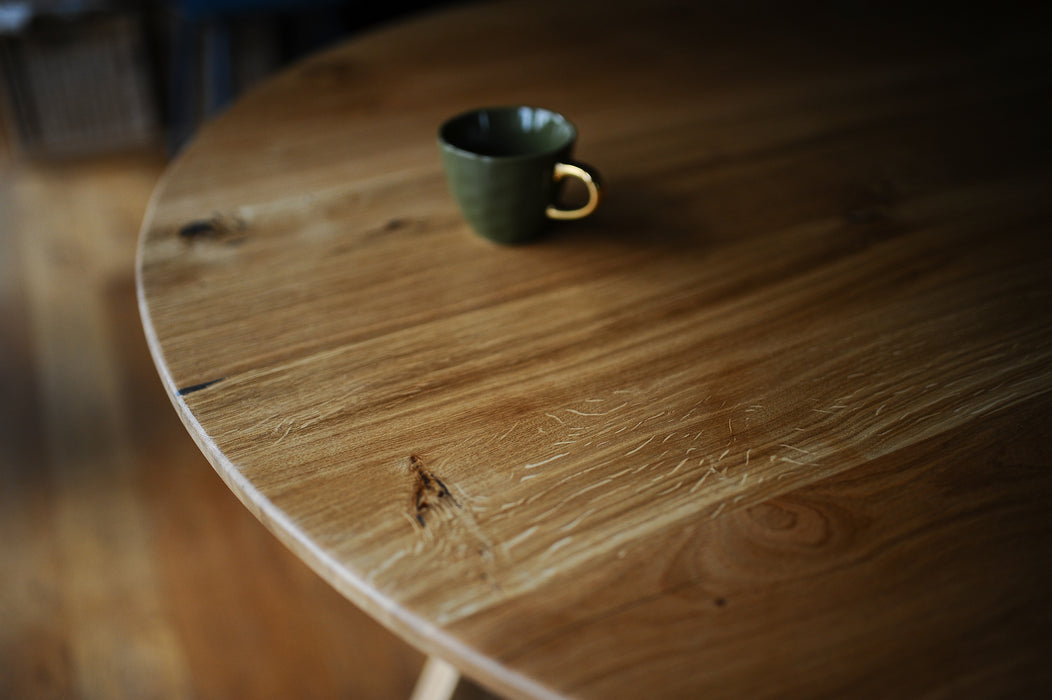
[546,162,602,220]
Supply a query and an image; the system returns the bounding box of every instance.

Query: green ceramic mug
[438,106,602,244]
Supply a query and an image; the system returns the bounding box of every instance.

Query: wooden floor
[0,145,425,698]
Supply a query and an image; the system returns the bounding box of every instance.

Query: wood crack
[177,377,226,396]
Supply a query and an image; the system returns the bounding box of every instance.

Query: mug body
[439,106,577,244]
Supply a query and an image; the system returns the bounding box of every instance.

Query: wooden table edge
[134,170,558,700]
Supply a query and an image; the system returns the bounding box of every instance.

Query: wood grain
[0,152,423,698]
[138,0,1052,697]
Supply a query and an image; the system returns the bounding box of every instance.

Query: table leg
[410,656,461,700]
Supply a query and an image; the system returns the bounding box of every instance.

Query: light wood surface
[0,151,423,698]
[137,0,1052,697]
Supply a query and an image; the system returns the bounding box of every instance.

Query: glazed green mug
[438,106,602,244]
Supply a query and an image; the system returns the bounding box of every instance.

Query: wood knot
[407,454,459,529]
[747,502,798,531]
[178,214,248,244]
[745,499,834,548]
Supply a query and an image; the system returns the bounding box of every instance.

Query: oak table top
[137,1,1052,697]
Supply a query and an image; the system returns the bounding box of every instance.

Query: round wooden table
[138,1,1052,697]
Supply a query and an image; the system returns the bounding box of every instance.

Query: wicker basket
[0,12,158,157]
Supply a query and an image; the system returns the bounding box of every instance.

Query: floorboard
[0,148,425,699]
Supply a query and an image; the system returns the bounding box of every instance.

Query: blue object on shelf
[170,0,347,21]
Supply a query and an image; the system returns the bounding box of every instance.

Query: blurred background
[0,0,461,697]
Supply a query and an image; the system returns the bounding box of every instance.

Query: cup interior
[440,106,576,158]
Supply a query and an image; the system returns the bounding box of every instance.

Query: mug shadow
[548,174,712,254]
